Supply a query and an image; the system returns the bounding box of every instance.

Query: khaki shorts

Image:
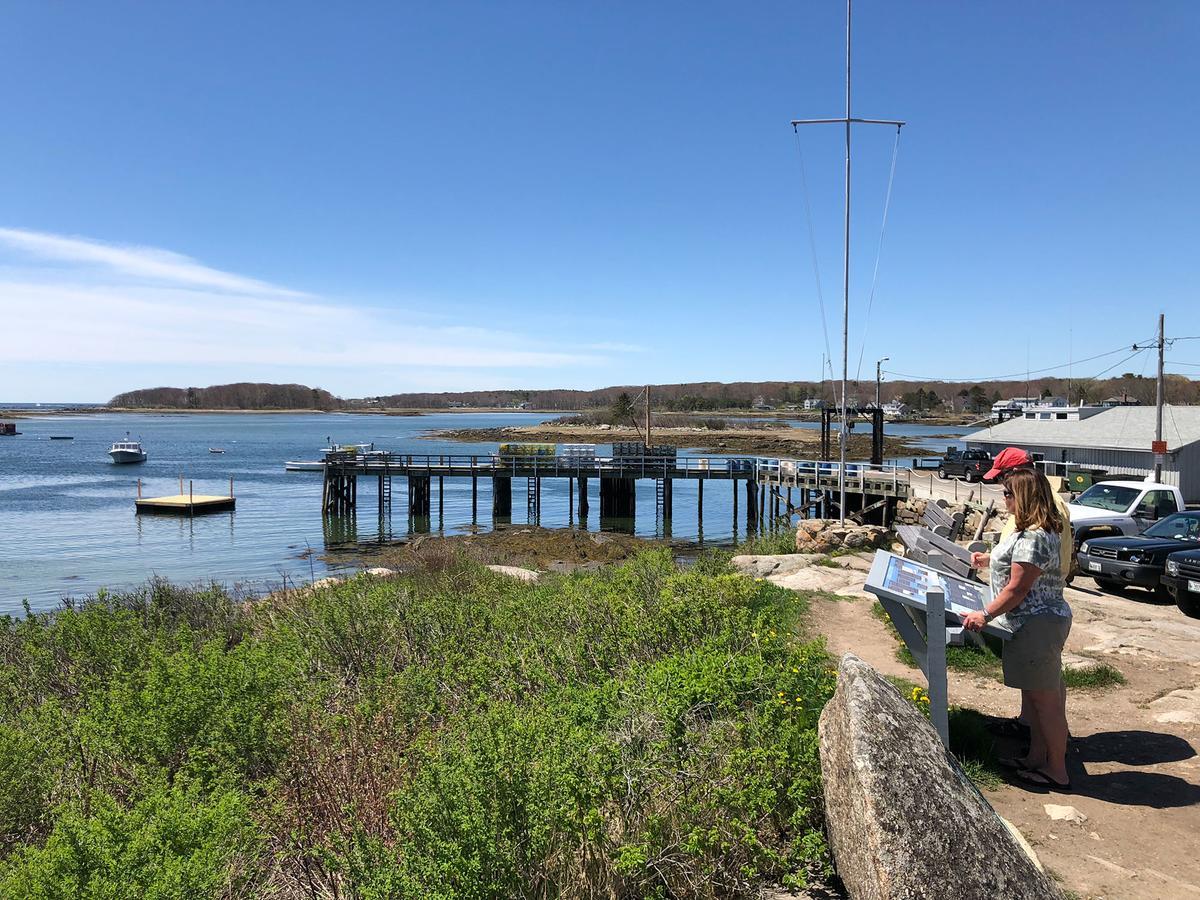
[1003,614,1072,691]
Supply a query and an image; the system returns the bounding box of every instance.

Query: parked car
[1163,549,1200,618]
[1068,480,1186,538]
[936,448,992,482]
[1077,510,1200,595]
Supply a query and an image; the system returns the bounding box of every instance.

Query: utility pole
[792,0,905,522]
[1133,314,1167,481]
[1155,314,1164,481]
[875,357,889,411]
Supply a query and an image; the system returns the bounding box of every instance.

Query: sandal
[997,756,1029,771]
[1015,768,1072,792]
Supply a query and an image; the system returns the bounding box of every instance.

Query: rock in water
[819,654,1063,899]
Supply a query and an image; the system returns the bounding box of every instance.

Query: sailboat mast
[839,0,852,522]
[790,0,904,524]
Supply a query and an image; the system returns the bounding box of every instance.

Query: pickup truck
[1068,479,1187,539]
[936,449,992,483]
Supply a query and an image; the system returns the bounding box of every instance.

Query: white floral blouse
[989,527,1072,630]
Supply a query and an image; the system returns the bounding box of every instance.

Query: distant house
[881,400,908,419]
[751,396,774,411]
[990,396,1050,420]
[803,399,826,411]
[1103,396,1142,407]
[447,400,466,408]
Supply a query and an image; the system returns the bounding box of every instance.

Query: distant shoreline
[0,406,558,419]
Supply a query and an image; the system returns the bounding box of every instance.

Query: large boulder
[819,654,1062,899]
[730,553,824,579]
[795,519,889,554]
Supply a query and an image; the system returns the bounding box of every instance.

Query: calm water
[0,412,971,613]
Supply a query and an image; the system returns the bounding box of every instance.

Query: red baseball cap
[983,446,1032,482]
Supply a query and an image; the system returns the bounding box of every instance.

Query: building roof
[964,405,1200,452]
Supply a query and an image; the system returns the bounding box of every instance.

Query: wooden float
[135,477,236,515]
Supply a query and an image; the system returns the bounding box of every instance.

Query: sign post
[864,549,1013,749]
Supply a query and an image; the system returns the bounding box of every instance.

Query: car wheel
[1094,576,1125,593]
[965,469,978,483]
[937,466,948,481]
[1178,593,1200,619]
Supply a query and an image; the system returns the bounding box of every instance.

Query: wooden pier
[319,451,911,532]
[135,477,236,516]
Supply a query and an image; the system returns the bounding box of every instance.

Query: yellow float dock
[135,477,236,515]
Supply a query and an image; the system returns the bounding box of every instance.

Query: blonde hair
[1005,466,1063,533]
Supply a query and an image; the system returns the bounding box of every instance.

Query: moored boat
[109,435,147,464]
[285,460,325,472]
[209,448,226,454]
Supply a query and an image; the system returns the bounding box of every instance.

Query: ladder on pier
[379,474,392,516]
[526,477,538,520]
[655,478,665,521]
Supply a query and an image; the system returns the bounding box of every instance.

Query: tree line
[371,372,1199,411]
[109,383,342,410]
[106,372,1199,413]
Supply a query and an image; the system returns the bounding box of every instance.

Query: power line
[882,342,1146,383]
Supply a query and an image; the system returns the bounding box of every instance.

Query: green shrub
[0,781,261,899]
[737,531,798,556]
[0,551,836,898]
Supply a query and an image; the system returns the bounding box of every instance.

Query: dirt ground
[743,551,1200,900]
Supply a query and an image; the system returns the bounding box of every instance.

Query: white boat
[285,460,325,472]
[109,436,147,464]
[209,448,226,454]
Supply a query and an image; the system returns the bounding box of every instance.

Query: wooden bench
[895,524,984,581]
[921,500,965,541]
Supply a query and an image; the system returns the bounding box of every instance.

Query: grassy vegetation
[1063,662,1126,690]
[736,530,800,556]
[0,550,838,898]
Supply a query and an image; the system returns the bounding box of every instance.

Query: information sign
[865,550,1013,639]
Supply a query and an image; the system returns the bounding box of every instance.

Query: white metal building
[964,405,1200,503]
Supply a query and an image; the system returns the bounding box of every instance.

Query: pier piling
[492,476,512,517]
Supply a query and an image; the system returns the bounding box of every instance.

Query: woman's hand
[970,552,991,570]
[961,610,987,632]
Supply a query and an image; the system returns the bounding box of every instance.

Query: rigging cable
[792,129,834,375]
[854,125,903,384]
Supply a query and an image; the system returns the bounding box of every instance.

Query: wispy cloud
[0,227,307,298]
[0,228,603,377]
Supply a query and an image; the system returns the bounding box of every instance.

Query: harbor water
[0,412,970,613]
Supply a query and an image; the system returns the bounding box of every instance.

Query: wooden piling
[492,476,512,517]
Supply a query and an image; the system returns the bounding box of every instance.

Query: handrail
[321,451,913,482]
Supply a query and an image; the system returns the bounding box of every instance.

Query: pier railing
[320,451,911,495]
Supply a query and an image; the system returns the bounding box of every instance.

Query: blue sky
[1,1,1197,402]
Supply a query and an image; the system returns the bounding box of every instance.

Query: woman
[964,466,1073,790]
